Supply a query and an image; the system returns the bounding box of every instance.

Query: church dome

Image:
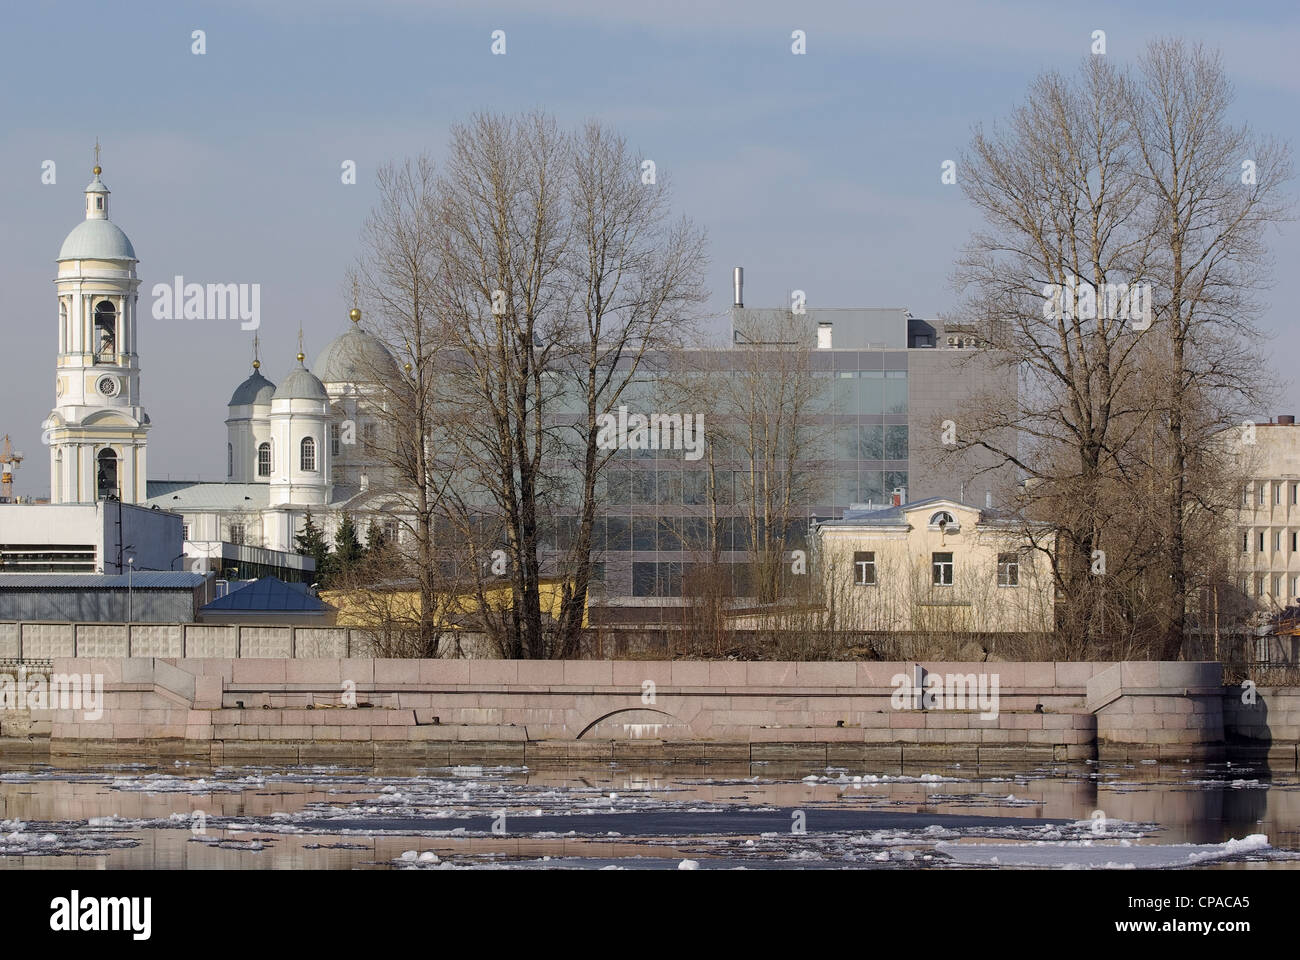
[58,168,136,261]
[272,356,328,401]
[228,367,276,407]
[314,310,398,384]
[58,219,136,261]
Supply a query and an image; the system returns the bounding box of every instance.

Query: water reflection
[0,757,1294,869]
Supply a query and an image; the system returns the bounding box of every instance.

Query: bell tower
[44,150,150,503]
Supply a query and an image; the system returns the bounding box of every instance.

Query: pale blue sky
[1,0,1296,495]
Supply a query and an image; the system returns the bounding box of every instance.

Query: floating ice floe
[935,834,1272,869]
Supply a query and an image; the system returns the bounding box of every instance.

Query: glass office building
[577,289,1015,621]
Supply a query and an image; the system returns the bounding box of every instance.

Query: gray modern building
[581,268,1017,621]
[0,572,212,622]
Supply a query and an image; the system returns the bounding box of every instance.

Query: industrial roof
[0,573,207,590]
[816,497,1029,528]
[145,481,271,511]
[200,576,333,613]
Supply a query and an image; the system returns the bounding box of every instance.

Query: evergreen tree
[295,510,331,582]
[366,520,388,554]
[334,514,364,573]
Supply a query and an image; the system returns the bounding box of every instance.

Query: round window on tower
[97,376,119,398]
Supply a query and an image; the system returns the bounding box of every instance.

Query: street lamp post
[127,556,134,623]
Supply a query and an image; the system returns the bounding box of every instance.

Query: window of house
[181,523,190,540]
[1243,486,1250,507]
[1242,530,1250,553]
[362,422,376,454]
[1292,483,1297,505]
[928,510,956,530]
[1292,531,1297,552]
[932,552,954,586]
[330,423,340,456]
[257,442,271,477]
[1257,575,1266,596]
[1259,531,1266,552]
[383,518,399,543]
[997,552,1019,587]
[1292,574,1299,599]
[301,436,316,472]
[1259,484,1267,505]
[1276,483,1283,505]
[1275,531,1283,552]
[1274,574,1282,596]
[227,442,233,478]
[229,523,245,546]
[853,551,876,586]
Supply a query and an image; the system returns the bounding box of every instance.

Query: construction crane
[0,435,23,503]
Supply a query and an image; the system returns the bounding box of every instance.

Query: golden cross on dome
[252,332,261,370]
[93,138,101,170]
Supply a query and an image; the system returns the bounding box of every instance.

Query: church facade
[44,164,408,579]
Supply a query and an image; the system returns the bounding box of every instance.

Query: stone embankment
[1,658,1294,766]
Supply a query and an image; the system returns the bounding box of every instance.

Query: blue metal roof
[0,573,207,590]
[200,576,332,613]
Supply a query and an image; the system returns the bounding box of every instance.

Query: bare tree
[949,55,1152,653]
[350,157,454,657]
[1127,38,1292,657]
[947,44,1292,657]
[426,112,707,659]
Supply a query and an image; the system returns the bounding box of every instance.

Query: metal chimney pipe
[733,267,744,307]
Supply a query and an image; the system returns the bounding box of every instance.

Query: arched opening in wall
[96,448,119,501]
[59,301,68,353]
[227,442,233,478]
[93,301,116,362]
[301,436,316,472]
[257,442,271,477]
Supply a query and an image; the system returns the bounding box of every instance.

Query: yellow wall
[818,502,1054,633]
[322,578,587,630]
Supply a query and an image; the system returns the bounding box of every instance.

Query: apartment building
[1225,416,1300,609]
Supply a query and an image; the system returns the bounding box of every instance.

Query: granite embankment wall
[7,658,1293,766]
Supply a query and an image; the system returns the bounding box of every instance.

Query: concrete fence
[0,621,360,659]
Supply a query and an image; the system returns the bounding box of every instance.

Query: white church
[41,162,405,579]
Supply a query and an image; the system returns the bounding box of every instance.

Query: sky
[1,0,1296,496]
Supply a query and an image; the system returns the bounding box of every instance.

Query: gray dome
[228,368,276,407]
[314,325,398,384]
[58,219,136,261]
[272,361,328,401]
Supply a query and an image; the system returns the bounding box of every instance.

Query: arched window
[257,442,271,477]
[59,301,68,353]
[300,436,316,472]
[96,448,118,501]
[93,301,116,362]
[928,510,957,530]
[227,442,233,478]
